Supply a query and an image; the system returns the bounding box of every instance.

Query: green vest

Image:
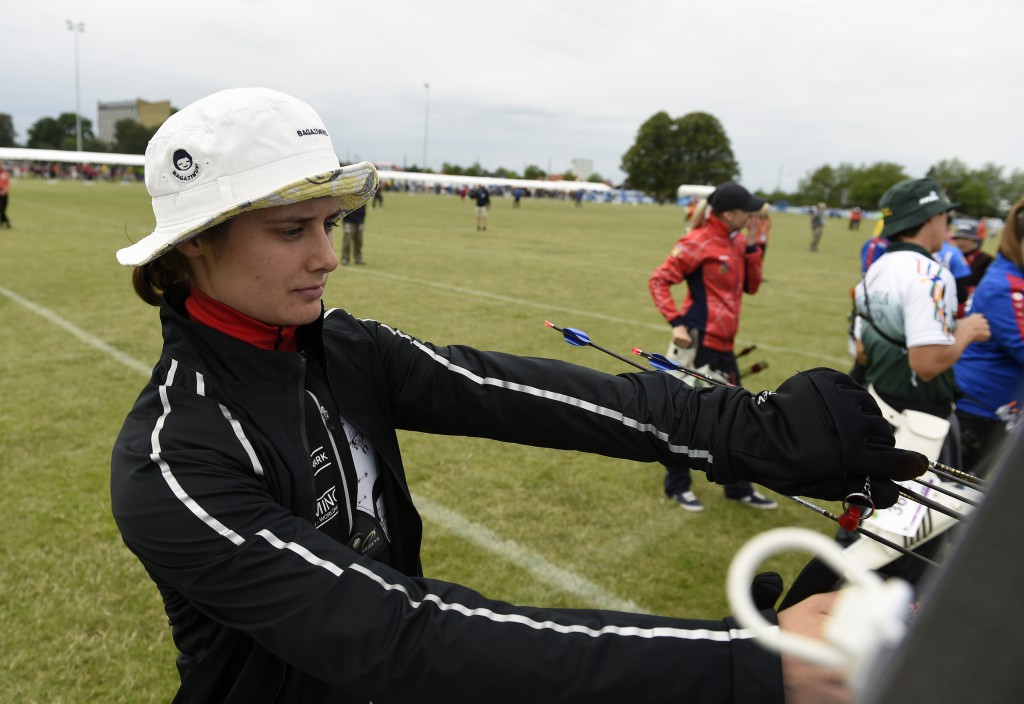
[859,242,958,408]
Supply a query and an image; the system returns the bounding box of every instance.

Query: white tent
[676,184,714,199]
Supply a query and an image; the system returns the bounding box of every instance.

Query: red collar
[185,287,299,352]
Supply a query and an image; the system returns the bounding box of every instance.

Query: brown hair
[129,221,232,305]
[998,198,1024,268]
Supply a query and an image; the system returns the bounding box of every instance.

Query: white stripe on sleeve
[151,359,246,547]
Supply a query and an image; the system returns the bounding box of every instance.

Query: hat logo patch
[296,127,328,137]
[918,191,940,205]
[171,149,200,182]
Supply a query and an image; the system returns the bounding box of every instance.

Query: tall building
[571,158,594,182]
[97,98,171,145]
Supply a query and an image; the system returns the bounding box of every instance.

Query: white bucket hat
[116,87,378,267]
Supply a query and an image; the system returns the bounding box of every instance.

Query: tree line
[4,108,1020,215]
[400,161,605,184]
[2,110,608,185]
[0,111,161,155]
[785,159,1024,217]
[619,110,1023,217]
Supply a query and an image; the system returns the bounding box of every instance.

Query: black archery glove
[709,367,926,508]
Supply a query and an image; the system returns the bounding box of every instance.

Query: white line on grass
[413,495,641,612]
[0,285,642,613]
[344,268,850,366]
[16,195,152,229]
[0,286,153,375]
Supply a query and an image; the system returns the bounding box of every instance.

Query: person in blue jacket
[861,234,889,273]
[954,198,1024,475]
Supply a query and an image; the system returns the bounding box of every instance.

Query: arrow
[631,348,733,387]
[898,487,967,522]
[928,461,987,489]
[912,478,980,508]
[781,494,939,568]
[543,319,974,553]
[740,361,769,377]
[545,321,648,371]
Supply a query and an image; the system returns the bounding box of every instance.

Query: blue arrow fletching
[562,327,592,347]
[646,353,683,372]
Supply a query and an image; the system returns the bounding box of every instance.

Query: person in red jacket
[649,182,777,512]
[849,207,863,231]
[0,162,11,228]
[976,217,989,241]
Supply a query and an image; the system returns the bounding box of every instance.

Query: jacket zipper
[307,390,355,533]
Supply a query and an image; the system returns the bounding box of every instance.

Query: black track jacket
[111,296,782,703]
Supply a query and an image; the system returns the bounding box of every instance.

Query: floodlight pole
[67,20,85,152]
[423,83,430,170]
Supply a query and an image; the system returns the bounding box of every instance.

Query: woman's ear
[176,237,204,259]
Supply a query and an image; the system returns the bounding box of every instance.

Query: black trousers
[663,344,753,498]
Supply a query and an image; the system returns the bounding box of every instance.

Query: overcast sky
[6,0,1022,192]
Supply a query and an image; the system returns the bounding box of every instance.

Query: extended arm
[359,318,926,507]
[112,371,781,702]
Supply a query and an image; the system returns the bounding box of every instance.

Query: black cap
[707,181,766,213]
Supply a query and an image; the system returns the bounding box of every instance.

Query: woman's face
[953,237,977,254]
[178,197,342,326]
[718,208,751,232]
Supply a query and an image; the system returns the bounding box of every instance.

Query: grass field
[0,178,930,701]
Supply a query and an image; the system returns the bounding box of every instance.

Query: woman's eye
[283,227,303,238]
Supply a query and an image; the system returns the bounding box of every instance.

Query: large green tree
[523,164,546,180]
[1001,170,1024,211]
[926,158,972,197]
[112,119,159,154]
[620,111,738,203]
[927,159,1007,216]
[493,166,520,179]
[0,113,16,147]
[26,112,102,151]
[797,164,840,204]
[796,161,907,206]
[846,162,908,207]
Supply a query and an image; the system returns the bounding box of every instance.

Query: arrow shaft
[898,488,967,521]
[545,321,649,371]
[782,495,940,568]
[928,461,987,489]
[633,348,730,387]
[912,478,980,507]
[544,319,970,565]
[588,340,648,371]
